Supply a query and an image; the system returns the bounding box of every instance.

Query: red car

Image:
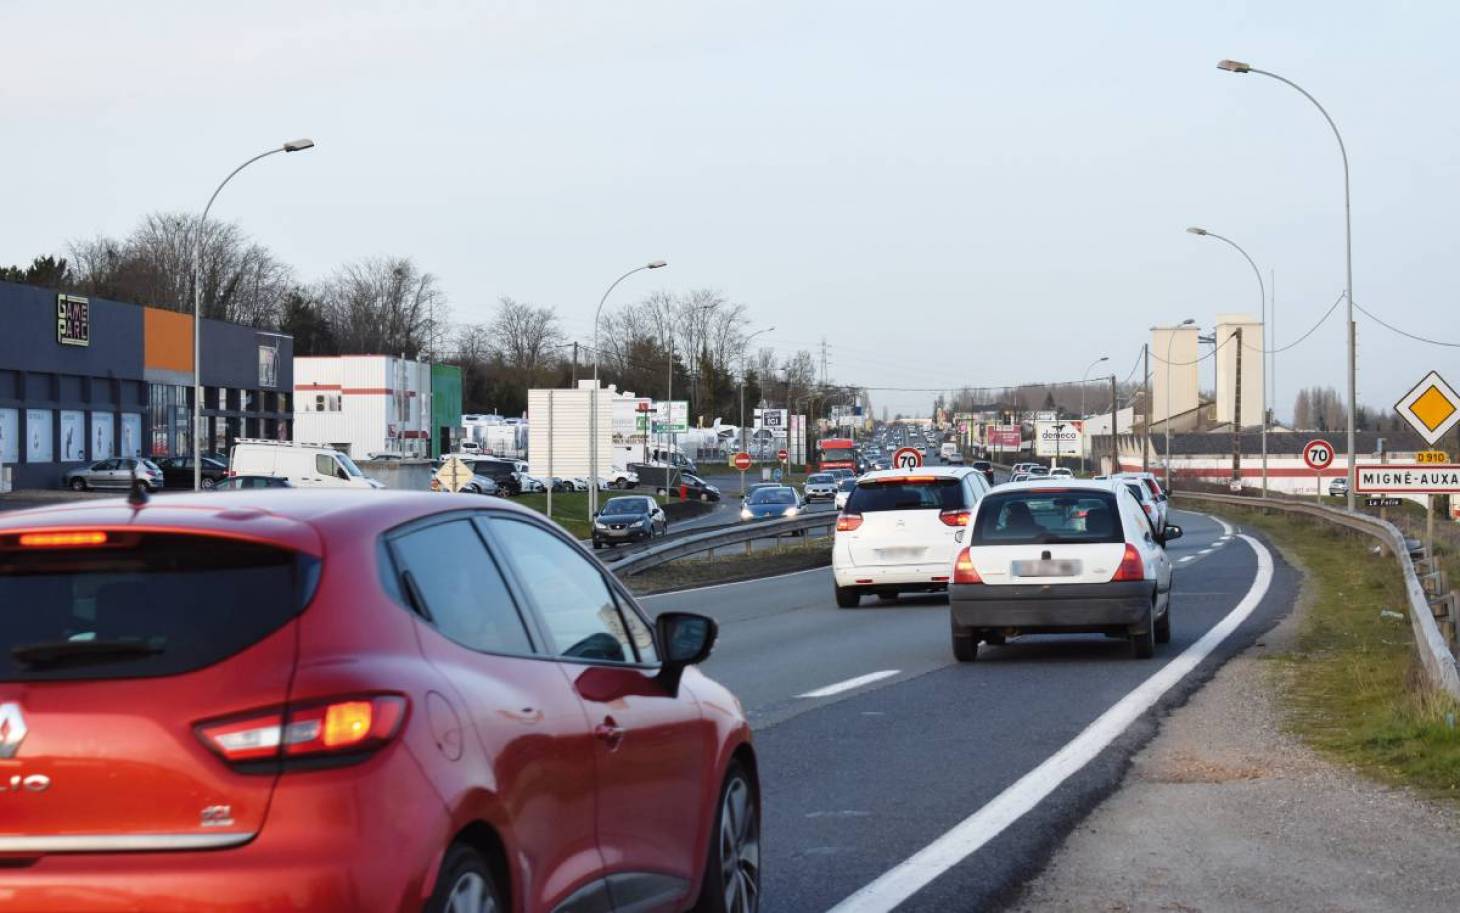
[0,490,758,913]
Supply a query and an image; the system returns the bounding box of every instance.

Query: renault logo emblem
[0,703,27,759]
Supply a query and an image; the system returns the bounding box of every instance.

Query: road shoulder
[1006,537,1460,913]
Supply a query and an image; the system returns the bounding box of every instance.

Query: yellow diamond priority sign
[1395,371,1460,446]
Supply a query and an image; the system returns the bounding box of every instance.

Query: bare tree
[488,297,563,386]
[318,257,447,358]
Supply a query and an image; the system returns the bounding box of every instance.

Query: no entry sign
[732,452,752,471]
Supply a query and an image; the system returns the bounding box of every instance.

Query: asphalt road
[640,508,1298,912]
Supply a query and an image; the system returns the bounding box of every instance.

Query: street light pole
[1218,58,1356,511]
[192,139,314,491]
[1163,318,1197,492]
[738,327,775,455]
[1080,355,1109,475]
[589,260,666,516]
[1187,226,1268,497]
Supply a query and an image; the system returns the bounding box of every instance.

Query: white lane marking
[1216,516,1234,537]
[1199,548,1215,556]
[1178,556,1196,563]
[798,670,900,699]
[636,564,828,598]
[824,534,1274,913]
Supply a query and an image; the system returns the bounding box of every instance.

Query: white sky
[4,0,1457,418]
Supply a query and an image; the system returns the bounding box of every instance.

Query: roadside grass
[1185,500,1460,798]
[514,492,593,539]
[621,536,831,596]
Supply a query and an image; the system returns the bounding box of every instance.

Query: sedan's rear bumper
[950,581,1154,631]
[833,561,954,589]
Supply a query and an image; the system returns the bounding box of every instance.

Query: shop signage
[57,294,89,346]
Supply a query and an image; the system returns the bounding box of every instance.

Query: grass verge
[514,492,593,539]
[621,536,831,596]
[1182,498,1460,798]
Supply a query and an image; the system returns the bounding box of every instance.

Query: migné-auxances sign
[1356,465,1460,494]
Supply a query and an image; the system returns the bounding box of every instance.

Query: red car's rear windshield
[0,532,318,682]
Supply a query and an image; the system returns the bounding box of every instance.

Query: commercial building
[1149,324,1199,430]
[0,280,293,491]
[294,355,443,459]
[430,364,462,459]
[1213,313,1264,429]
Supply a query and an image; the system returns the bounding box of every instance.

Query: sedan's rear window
[0,533,317,682]
[846,477,967,513]
[972,490,1124,545]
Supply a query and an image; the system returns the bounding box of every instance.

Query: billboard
[1034,420,1083,458]
[652,401,688,434]
[988,425,1022,453]
[756,408,788,430]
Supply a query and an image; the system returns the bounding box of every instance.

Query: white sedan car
[948,480,1180,661]
[832,466,991,607]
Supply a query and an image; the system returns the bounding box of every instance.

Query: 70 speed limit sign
[893,447,923,470]
[1302,439,1334,472]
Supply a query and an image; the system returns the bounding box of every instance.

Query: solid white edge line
[798,669,901,699]
[824,533,1274,913]
[636,564,829,599]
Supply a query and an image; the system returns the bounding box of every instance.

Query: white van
[229,439,383,489]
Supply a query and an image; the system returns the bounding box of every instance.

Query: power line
[1355,301,1460,348]
[1148,330,1235,367]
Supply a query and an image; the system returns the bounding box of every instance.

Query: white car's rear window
[972,490,1124,545]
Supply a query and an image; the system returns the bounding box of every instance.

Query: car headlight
[740,508,753,520]
[784,506,799,517]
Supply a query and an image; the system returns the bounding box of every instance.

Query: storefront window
[26,409,54,463]
[278,393,289,414]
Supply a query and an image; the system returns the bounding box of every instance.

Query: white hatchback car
[948,480,1181,660]
[832,466,991,607]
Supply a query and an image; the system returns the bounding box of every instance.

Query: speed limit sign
[893,446,923,470]
[1302,439,1334,472]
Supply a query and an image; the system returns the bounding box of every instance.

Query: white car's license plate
[1012,559,1081,577]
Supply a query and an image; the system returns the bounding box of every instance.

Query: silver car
[64,458,164,492]
[804,472,838,502]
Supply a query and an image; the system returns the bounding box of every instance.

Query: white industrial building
[1150,324,1200,430]
[1214,313,1265,429]
[294,355,432,458]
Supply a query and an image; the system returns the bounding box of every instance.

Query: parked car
[1329,477,1350,496]
[741,485,804,521]
[216,474,294,490]
[516,473,549,494]
[63,457,164,492]
[456,457,522,496]
[832,466,992,607]
[230,440,382,490]
[948,479,1181,661]
[155,455,230,490]
[592,495,668,548]
[803,472,838,502]
[631,464,721,501]
[432,473,500,496]
[0,490,756,913]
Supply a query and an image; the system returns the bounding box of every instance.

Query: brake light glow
[836,514,863,532]
[18,530,109,548]
[880,475,935,484]
[939,509,971,527]
[1111,544,1145,582]
[953,548,982,584]
[197,695,406,764]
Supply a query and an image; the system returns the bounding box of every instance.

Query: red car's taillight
[939,509,971,527]
[1111,544,1145,582]
[953,547,982,584]
[836,514,863,532]
[197,695,407,765]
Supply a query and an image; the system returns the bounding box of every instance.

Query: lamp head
[1216,59,1251,74]
[1186,226,1208,236]
[647,260,667,269]
[282,138,315,152]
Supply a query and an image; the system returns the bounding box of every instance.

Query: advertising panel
[120,413,143,459]
[59,410,86,462]
[756,408,787,430]
[652,401,688,434]
[91,412,115,459]
[1034,420,1083,458]
[26,409,53,462]
[988,425,1022,453]
[0,409,17,465]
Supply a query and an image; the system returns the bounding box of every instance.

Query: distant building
[1214,313,1264,429]
[429,364,462,459]
[294,355,432,458]
[1150,324,1199,430]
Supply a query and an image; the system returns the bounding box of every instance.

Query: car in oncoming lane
[832,466,991,607]
[834,476,856,510]
[741,484,803,521]
[0,490,757,913]
[592,495,668,549]
[948,479,1181,661]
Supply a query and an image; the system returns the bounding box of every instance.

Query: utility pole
[1142,344,1151,474]
[571,342,579,386]
[1109,374,1118,476]
[820,338,829,388]
[1231,327,1243,489]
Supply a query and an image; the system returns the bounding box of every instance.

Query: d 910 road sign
[893,447,924,470]
[1302,439,1334,472]
[731,451,752,471]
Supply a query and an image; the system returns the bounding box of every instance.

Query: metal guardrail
[602,513,838,577]
[1176,490,1460,701]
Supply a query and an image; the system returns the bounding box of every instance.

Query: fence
[603,512,838,576]
[1175,490,1460,701]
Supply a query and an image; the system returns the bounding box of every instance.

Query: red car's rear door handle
[594,717,624,750]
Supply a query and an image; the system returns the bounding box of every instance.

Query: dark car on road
[215,474,293,490]
[155,456,230,490]
[740,485,803,520]
[592,495,668,549]
[0,489,758,913]
[971,460,995,485]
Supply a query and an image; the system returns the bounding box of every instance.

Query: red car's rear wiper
[12,638,165,668]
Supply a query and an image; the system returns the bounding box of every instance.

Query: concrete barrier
[359,459,434,491]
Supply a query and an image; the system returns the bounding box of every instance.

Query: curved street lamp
[1218,58,1356,510]
[1187,226,1269,497]
[192,139,314,490]
[588,260,667,516]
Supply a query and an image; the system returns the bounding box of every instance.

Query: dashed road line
[798,670,900,699]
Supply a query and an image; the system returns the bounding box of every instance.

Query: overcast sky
[4,1,1457,418]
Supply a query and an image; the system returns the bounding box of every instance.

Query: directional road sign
[1302,439,1334,472]
[731,451,752,471]
[772,468,783,482]
[435,456,474,493]
[1395,371,1460,446]
[893,447,924,470]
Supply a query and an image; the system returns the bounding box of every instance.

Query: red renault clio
[0,490,759,913]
